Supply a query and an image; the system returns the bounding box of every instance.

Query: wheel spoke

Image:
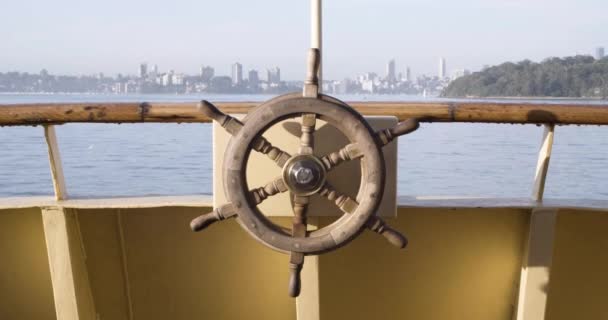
[303,48,321,98]
[288,194,309,297]
[291,194,310,237]
[252,136,292,168]
[318,183,359,214]
[298,113,316,155]
[375,118,419,147]
[317,183,408,249]
[190,202,237,232]
[250,176,289,205]
[198,100,243,136]
[319,142,363,172]
[366,216,408,249]
[288,251,304,297]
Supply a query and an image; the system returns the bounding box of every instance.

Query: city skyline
[1,56,461,81]
[0,57,456,96]
[3,50,606,81]
[2,0,607,79]
[11,45,602,83]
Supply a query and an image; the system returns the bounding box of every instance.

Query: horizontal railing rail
[1,101,608,125]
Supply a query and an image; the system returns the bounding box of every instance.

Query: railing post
[44,125,68,200]
[43,125,98,319]
[515,124,557,320]
[531,124,555,202]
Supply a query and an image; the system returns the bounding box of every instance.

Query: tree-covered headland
[442,55,608,98]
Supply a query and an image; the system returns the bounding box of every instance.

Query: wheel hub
[282,154,326,196]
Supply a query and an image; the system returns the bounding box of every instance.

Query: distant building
[332,78,351,95]
[200,66,214,82]
[139,63,148,79]
[148,65,158,80]
[405,67,412,82]
[232,62,243,85]
[386,59,396,83]
[210,76,232,92]
[248,69,260,87]
[267,67,281,84]
[451,69,471,81]
[172,73,184,86]
[439,57,447,79]
[160,70,175,86]
[361,79,375,93]
[596,47,605,60]
[358,72,377,82]
[161,73,172,86]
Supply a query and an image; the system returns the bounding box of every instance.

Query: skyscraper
[267,67,281,84]
[405,67,412,82]
[248,69,260,87]
[200,66,214,82]
[232,62,243,85]
[138,63,148,79]
[439,57,447,79]
[596,47,605,60]
[386,59,396,83]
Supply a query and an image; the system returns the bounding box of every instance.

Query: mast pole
[311,0,322,91]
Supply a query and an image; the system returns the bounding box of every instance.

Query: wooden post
[532,125,555,202]
[42,207,96,320]
[515,125,557,320]
[311,0,322,86]
[296,218,320,320]
[44,125,68,200]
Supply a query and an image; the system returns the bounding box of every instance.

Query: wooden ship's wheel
[190,49,419,297]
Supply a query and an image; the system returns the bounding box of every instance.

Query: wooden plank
[1,101,608,125]
[42,207,96,320]
[532,125,555,201]
[515,208,557,320]
[44,125,68,200]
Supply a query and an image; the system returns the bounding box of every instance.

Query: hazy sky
[2,0,606,79]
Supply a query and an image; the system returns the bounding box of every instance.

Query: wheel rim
[223,93,386,254]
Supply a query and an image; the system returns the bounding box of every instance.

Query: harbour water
[1,93,607,200]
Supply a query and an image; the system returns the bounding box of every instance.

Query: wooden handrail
[1,101,608,125]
